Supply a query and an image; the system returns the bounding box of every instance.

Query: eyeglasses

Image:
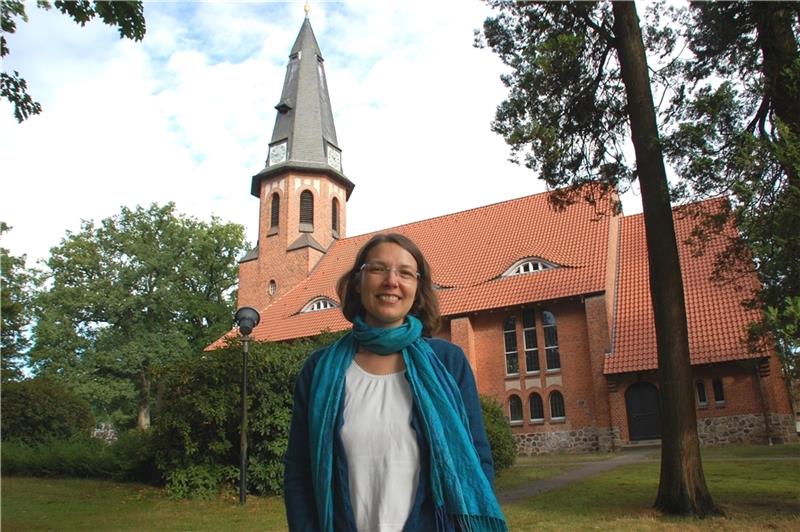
[360,262,420,282]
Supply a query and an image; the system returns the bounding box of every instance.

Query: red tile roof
[209,189,615,347]
[604,198,763,374]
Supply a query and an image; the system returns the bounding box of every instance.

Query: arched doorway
[625,382,661,441]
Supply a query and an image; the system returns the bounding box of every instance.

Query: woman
[284,233,507,532]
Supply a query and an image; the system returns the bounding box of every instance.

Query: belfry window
[300,190,314,232]
[508,395,522,424]
[503,316,519,375]
[332,197,340,235]
[269,193,280,233]
[542,310,561,371]
[300,297,339,313]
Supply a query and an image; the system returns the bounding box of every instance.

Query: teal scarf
[309,315,507,531]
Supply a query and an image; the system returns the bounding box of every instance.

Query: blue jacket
[283,338,495,531]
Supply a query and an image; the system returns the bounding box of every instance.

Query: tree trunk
[753,1,799,184]
[138,370,151,430]
[611,2,719,517]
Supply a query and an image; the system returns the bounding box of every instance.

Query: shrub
[153,333,341,498]
[0,438,110,477]
[1,378,95,444]
[108,429,160,483]
[480,395,517,474]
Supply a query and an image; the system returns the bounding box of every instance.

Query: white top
[340,360,420,532]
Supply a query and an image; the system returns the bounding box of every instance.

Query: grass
[495,451,616,491]
[0,478,288,531]
[2,443,797,531]
[503,443,800,531]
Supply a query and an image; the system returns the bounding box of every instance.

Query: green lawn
[2,443,797,531]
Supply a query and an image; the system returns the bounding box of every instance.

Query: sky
[1,0,643,268]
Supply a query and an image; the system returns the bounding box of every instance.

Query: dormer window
[502,257,557,277]
[300,297,339,313]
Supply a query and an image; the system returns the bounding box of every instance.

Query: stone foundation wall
[514,426,623,455]
[695,413,797,447]
[514,415,797,454]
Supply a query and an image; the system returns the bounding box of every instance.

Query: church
[212,15,795,453]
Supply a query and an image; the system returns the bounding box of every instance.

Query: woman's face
[358,242,419,329]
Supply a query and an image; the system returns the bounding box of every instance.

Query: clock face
[327,145,341,171]
[269,142,287,166]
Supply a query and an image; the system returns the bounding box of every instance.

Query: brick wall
[238,170,347,311]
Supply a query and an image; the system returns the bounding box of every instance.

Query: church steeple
[237,14,354,312]
[250,16,354,198]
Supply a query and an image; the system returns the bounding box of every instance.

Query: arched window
[696,381,707,406]
[712,378,725,404]
[270,193,280,230]
[542,310,560,370]
[502,257,558,277]
[522,309,539,373]
[268,280,277,296]
[549,391,566,419]
[300,296,339,313]
[503,316,519,375]
[299,190,314,231]
[508,395,522,423]
[529,393,544,422]
[331,197,340,234]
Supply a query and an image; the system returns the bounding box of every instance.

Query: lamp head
[234,307,261,336]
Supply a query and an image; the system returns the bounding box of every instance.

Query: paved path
[496,447,656,504]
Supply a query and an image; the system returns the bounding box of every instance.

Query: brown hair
[336,233,441,336]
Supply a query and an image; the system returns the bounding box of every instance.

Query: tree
[1,0,145,122]
[1,222,39,382]
[656,2,800,381]
[479,0,718,516]
[29,203,248,431]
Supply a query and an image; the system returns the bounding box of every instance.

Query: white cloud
[0,0,641,269]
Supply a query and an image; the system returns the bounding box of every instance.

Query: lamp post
[234,306,260,505]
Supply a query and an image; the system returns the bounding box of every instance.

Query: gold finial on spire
[304,1,311,17]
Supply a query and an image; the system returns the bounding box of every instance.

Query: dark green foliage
[29,203,248,430]
[0,430,158,482]
[1,438,109,477]
[1,222,39,382]
[152,333,341,498]
[107,429,159,482]
[655,2,800,371]
[1,378,94,444]
[477,0,627,211]
[1,0,145,122]
[480,395,516,474]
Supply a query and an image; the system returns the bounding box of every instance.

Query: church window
[503,316,519,375]
[712,378,725,404]
[300,296,339,313]
[549,391,566,420]
[529,393,544,422]
[332,197,340,235]
[696,381,707,407]
[542,310,561,371]
[268,280,277,296]
[522,309,539,373]
[502,257,557,278]
[270,193,280,230]
[300,190,314,231]
[508,395,522,424]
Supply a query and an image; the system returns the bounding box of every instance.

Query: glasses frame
[359,262,420,282]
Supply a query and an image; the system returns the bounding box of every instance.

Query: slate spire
[251,15,354,198]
